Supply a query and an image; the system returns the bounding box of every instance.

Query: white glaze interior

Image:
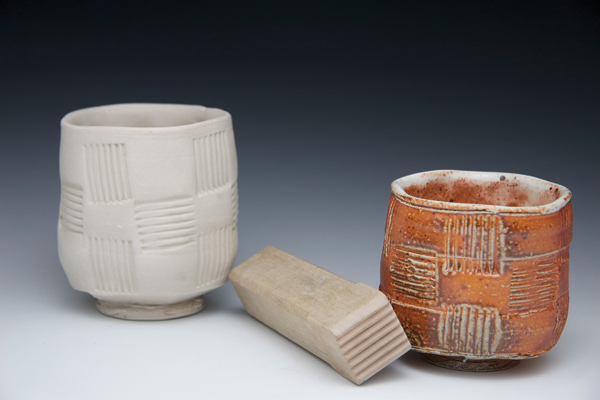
[392,170,571,214]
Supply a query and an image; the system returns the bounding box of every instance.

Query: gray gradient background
[1,1,599,399]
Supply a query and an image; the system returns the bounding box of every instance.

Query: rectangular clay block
[229,246,411,385]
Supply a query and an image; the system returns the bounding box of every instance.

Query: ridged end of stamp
[334,295,411,385]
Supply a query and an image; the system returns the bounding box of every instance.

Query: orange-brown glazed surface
[380,171,572,360]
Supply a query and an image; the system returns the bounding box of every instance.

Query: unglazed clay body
[380,170,572,371]
[58,103,238,320]
[230,247,411,385]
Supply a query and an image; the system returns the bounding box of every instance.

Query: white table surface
[2,172,598,399]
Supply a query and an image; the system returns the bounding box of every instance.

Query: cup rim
[61,103,230,133]
[391,170,571,215]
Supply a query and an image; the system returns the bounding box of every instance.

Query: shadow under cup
[379,170,572,371]
[58,103,238,320]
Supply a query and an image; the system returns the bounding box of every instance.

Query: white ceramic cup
[58,103,238,320]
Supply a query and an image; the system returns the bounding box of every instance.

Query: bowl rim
[391,170,571,215]
[61,103,230,133]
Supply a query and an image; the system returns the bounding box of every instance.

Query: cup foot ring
[422,354,520,372]
[95,295,206,321]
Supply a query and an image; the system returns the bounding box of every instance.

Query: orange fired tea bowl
[379,170,572,371]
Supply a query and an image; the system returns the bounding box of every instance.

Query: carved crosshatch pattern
[439,304,501,356]
[59,184,84,234]
[389,245,438,301]
[508,255,561,312]
[194,131,232,193]
[134,197,197,252]
[388,210,567,313]
[84,143,131,203]
[73,134,238,294]
[231,182,239,224]
[197,223,237,287]
[441,214,502,276]
[87,237,135,294]
[383,196,397,258]
[558,204,573,250]
[551,293,569,344]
